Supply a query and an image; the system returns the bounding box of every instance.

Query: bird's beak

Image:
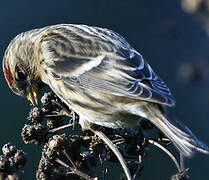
[26,86,39,106]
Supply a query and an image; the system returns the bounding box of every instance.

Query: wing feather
[40,24,175,106]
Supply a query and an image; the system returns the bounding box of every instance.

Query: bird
[2,24,209,157]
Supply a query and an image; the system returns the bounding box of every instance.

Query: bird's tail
[142,104,209,157]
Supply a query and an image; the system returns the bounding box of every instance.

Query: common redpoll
[2,24,209,157]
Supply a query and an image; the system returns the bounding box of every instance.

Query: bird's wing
[40,24,175,106]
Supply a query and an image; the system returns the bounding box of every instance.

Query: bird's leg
[51,100,72,118]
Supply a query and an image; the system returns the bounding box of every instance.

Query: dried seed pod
[27,107,44,124]
[21,124,48,145]
[2,143,17,157]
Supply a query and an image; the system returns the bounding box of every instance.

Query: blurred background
[1,0,209,179]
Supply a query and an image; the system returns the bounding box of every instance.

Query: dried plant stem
[112,138,125,144]
[89,126,132,180]
[61,148,76,168]
[55,158,96,180]
[148,139,181,172]
[180,152,185,171]
[49,123,73,133]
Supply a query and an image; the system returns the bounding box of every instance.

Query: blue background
[1,0,209,179]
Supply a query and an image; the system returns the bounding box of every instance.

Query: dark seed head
[2,143,17,157]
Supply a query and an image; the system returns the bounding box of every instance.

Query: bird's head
[2,33,42,105]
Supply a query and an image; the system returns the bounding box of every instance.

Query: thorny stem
[55,158,96,180]
[148,139,181,172]
[89,126,132,180]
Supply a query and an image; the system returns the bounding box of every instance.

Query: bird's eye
[16,71,27,81]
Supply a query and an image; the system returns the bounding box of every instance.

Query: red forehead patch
[3,66,13,87]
